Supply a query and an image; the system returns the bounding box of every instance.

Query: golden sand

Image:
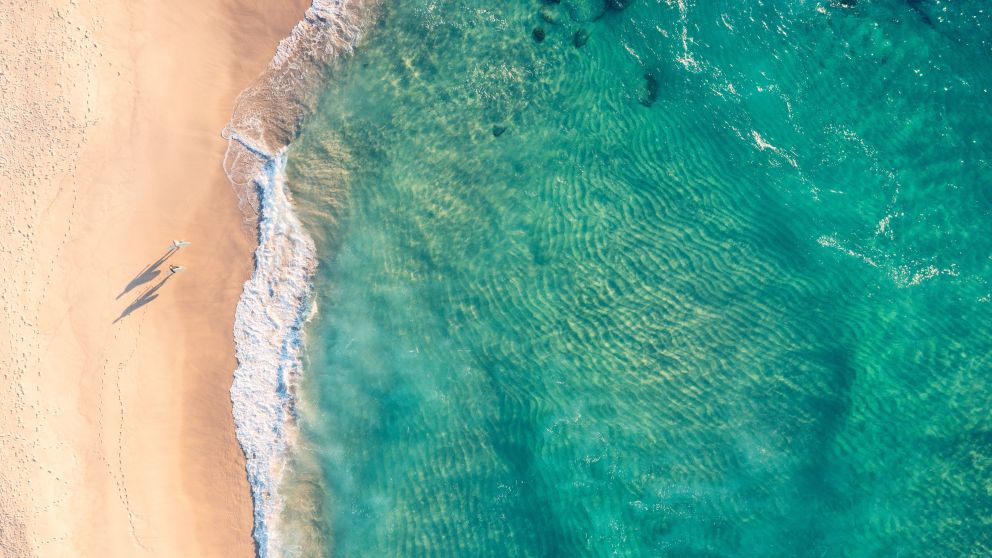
[0,0,309,555]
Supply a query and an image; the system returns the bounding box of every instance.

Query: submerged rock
[573,28,590,48]
[532,27,546,42]
[639,73,659,107]
[906,0,935,26]
[492,125,507,137]
[565,0,606,22]
[539,6,561,24]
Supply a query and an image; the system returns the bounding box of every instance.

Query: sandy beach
[0,0,308,555]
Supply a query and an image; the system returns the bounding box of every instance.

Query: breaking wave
[222,1,374,555]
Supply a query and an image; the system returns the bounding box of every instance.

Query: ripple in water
[273,1,992,556]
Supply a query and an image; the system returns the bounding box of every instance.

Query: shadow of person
[116,248,175,300]
[113,273,172,324]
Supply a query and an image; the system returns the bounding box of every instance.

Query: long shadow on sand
[113,274,173,324]
[116,248,175,300]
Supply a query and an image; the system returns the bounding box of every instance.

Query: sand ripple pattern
[282,1,991,557]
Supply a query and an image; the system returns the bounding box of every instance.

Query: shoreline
[0,0,309,555]
[223,1,375,554]
[230,149,317,557]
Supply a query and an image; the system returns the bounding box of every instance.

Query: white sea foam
[224,0,371,223]
[222,1,374,556]
[230,147,315,557]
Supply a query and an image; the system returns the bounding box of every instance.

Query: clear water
[278,1,992,556]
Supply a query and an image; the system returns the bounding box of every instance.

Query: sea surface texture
[276,1,991,556]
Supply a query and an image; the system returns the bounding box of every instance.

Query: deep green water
[279,1,992,556]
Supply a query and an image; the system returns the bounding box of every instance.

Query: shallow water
[277,1,992,555]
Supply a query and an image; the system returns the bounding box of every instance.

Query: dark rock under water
[573,28,590,48]
[906,0,935,26]
[640,73,659,107]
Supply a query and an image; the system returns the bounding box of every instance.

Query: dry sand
[0,0,309,555]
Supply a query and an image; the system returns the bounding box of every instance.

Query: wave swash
[222,1,373,556]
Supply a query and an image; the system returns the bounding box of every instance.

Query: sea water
[251,1,992,556]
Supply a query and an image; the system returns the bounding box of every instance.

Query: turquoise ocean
[231,1,992,556]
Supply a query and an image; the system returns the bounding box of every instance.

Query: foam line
[222,1,374,556]
[231,149,316,557]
